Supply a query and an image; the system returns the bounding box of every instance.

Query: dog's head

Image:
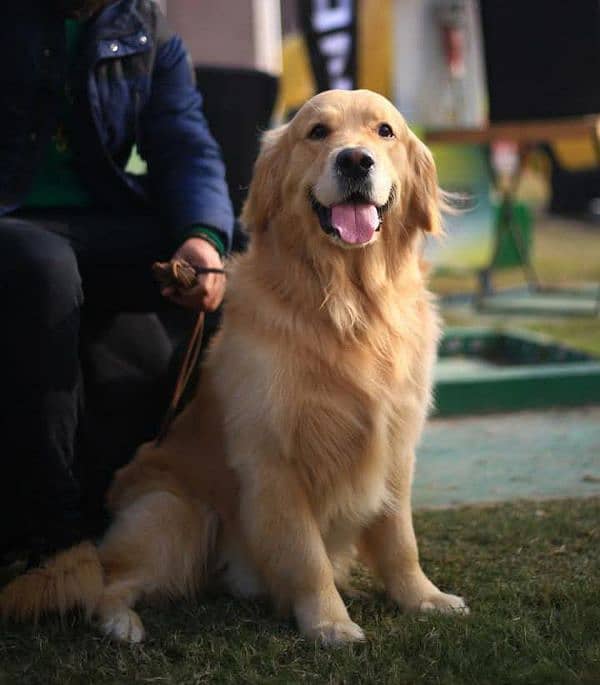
[242,89,443,255]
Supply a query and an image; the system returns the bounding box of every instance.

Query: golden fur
[0,90,467,644]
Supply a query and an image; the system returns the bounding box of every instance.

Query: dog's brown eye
[378,123,394,138]
[308,123,329,140]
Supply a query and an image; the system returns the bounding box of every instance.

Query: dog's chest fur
[282,330,430,527]
[213,289,436,534]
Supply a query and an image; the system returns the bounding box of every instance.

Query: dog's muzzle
[310,146,394,245]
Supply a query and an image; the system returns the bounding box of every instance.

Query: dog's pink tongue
[330,203,379,244]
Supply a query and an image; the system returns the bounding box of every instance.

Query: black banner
[300,0,358,92]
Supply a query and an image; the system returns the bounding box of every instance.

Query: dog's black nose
[336,147,375,179]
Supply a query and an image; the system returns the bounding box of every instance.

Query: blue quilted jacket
[0,0,234,248]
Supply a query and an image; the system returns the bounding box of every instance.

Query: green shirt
[24,19,93,208]
[23,20,226,255]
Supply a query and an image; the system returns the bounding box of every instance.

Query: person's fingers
[201,276,223,312]
[197,274,222,310]
[210,278,226,310]
[170,280,211,310]
[161,273,225,311]
[204,295,218,312]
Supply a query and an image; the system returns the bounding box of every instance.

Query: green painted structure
[434,328,600,416]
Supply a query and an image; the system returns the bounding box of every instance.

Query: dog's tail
[0,541,103,622]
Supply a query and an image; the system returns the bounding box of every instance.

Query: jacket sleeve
[138,34,234,250]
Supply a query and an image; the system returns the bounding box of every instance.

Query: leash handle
[152,260,225,290]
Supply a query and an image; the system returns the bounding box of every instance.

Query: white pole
[252,0,282,75]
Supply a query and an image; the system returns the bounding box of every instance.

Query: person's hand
[161,237,225,311]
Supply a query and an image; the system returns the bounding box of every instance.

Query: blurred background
[158,0,599,505]
[162,0,600,320]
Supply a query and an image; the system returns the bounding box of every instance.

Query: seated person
[0,0,234,563]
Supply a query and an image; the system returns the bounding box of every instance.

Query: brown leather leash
[152,259,225,445]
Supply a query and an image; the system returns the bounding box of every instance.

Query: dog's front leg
[239,460,365,645]
[361,494,468,615]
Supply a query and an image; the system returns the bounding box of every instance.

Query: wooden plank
[425,116,600,145]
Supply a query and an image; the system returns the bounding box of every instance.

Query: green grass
[2,498,599,684]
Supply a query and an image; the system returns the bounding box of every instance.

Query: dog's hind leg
[96,490,218,643]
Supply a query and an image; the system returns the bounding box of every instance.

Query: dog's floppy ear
[405,130,444,235]
[242,125,289,234]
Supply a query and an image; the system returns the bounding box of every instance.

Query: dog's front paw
[418,591,469,615]
[295,589,366,645]
[306,619,366,646]
[100,608,145,643]
[392,572,469,616]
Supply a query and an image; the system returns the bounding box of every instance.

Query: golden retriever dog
[0,89,467,644]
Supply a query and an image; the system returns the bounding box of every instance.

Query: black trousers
[0,209,180,557]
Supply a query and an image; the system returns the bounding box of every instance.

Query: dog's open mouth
[310,192,385,245]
